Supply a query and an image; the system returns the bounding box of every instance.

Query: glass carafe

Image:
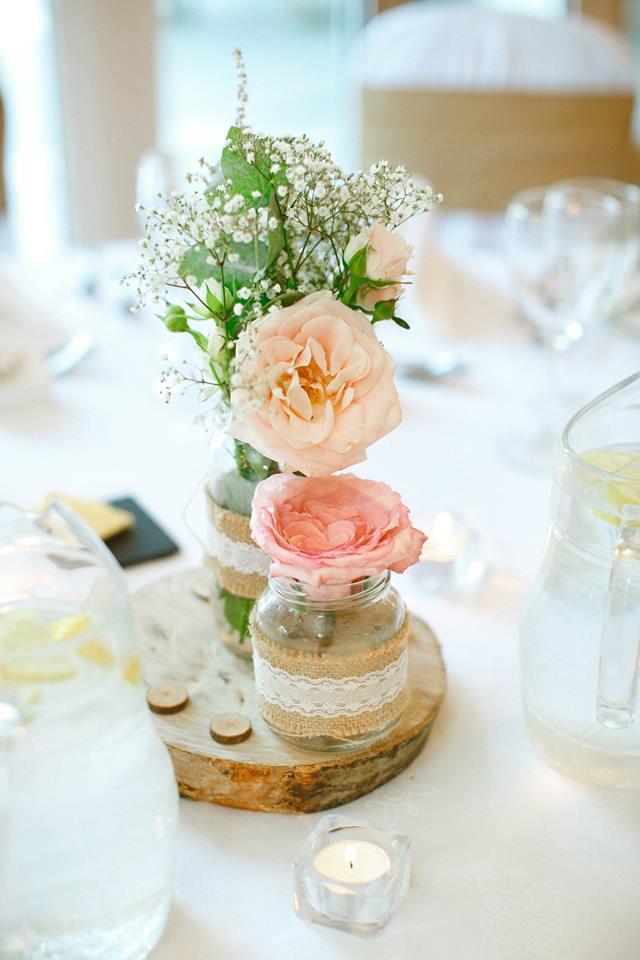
[520,372,640,787]
[0,501,178,959]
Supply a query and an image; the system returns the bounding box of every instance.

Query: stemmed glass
[553,177,640,320]
[503,185,623,471]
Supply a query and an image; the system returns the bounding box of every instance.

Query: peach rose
[228,291,401,476]
[251,473,426,586]
[344,222,413,310]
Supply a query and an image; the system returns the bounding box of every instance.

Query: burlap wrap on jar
[205,492,269,597]
[250,612,410,742]
[205,490,270,653]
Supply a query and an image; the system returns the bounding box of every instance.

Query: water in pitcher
[0,602,177,960]
[521,435,640,788]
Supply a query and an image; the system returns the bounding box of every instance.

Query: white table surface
[2,215,640,960]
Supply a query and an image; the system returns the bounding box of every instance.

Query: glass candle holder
[410,509,485,593]
[293,814,411,935]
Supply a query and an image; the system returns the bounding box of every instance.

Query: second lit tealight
[411,510,485,593]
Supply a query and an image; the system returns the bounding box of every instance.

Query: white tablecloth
[2,216,640,960]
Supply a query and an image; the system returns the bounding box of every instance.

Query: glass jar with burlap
[250,573,409,750]
[205,432,278,658]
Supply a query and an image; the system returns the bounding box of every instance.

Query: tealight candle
[421,511,466,564]
[293,815,410,935]
[411,509,485,593]
[314,840,392,886]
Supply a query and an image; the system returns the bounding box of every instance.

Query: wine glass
[503,185,624,471]
[553,177,640,320]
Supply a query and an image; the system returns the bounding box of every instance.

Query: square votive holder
[409,509,485,595]
[293,814,411,936]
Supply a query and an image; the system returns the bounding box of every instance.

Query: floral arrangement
[132,52,437,641]
[131,52,439,468]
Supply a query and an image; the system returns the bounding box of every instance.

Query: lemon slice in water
[582,450,640,525]
[75,638,114,668]
[3,656,77,683]
[51,614,93,643]
[0,612,51,651]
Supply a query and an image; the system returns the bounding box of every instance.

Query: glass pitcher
[0,501,178,959]
[521,372,640,787]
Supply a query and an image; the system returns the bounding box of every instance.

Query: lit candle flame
[344,843,357,873]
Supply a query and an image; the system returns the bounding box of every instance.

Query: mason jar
[205,432,277,659]
[250,573,409,751]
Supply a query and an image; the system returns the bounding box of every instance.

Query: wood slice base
[134,569,446,814]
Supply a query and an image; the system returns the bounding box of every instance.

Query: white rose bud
[344,222,413,311]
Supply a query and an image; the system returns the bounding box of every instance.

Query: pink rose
[229,292,401,476]
[251,473,427,586]
[344,222,413,310]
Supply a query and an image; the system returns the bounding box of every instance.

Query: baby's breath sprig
[129,54,441,419]
[233,48,249,130]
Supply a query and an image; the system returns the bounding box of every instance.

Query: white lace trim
[253,649,409,718]
[206,523,270,577]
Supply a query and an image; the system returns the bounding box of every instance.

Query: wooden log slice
[134,568,446,814]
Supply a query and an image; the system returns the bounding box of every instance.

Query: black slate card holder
[106,497,179,568]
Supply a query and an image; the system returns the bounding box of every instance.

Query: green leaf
[280,290,305,307]
[363,277,398,290]
[225,314,245,339]
[205,286,223,316]
[187,327,209,350]
[218,587,254,640]
[348,246,368,279]
[179,245,217,285]
[204,168,224,204]
[228,238,269,274]
[188,300,214,319]
[221,126,269,206]
[372,299,395,323]
[219,262,256,292]
[393,315,411,330]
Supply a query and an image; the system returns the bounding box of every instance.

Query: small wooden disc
[210,713,252,744]
[146,682,189,715]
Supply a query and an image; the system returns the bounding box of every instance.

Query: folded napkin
[0,265,65,408]
[44,494,136,541]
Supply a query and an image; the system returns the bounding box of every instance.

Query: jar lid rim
[269,571,391,606]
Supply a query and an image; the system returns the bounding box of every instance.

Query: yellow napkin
[45,494,135,541]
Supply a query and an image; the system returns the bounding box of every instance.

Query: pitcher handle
[597,504,640,728]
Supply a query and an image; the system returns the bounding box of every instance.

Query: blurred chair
[571,0,623,28]
[357,4,638,209]
[51,0,156,245]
